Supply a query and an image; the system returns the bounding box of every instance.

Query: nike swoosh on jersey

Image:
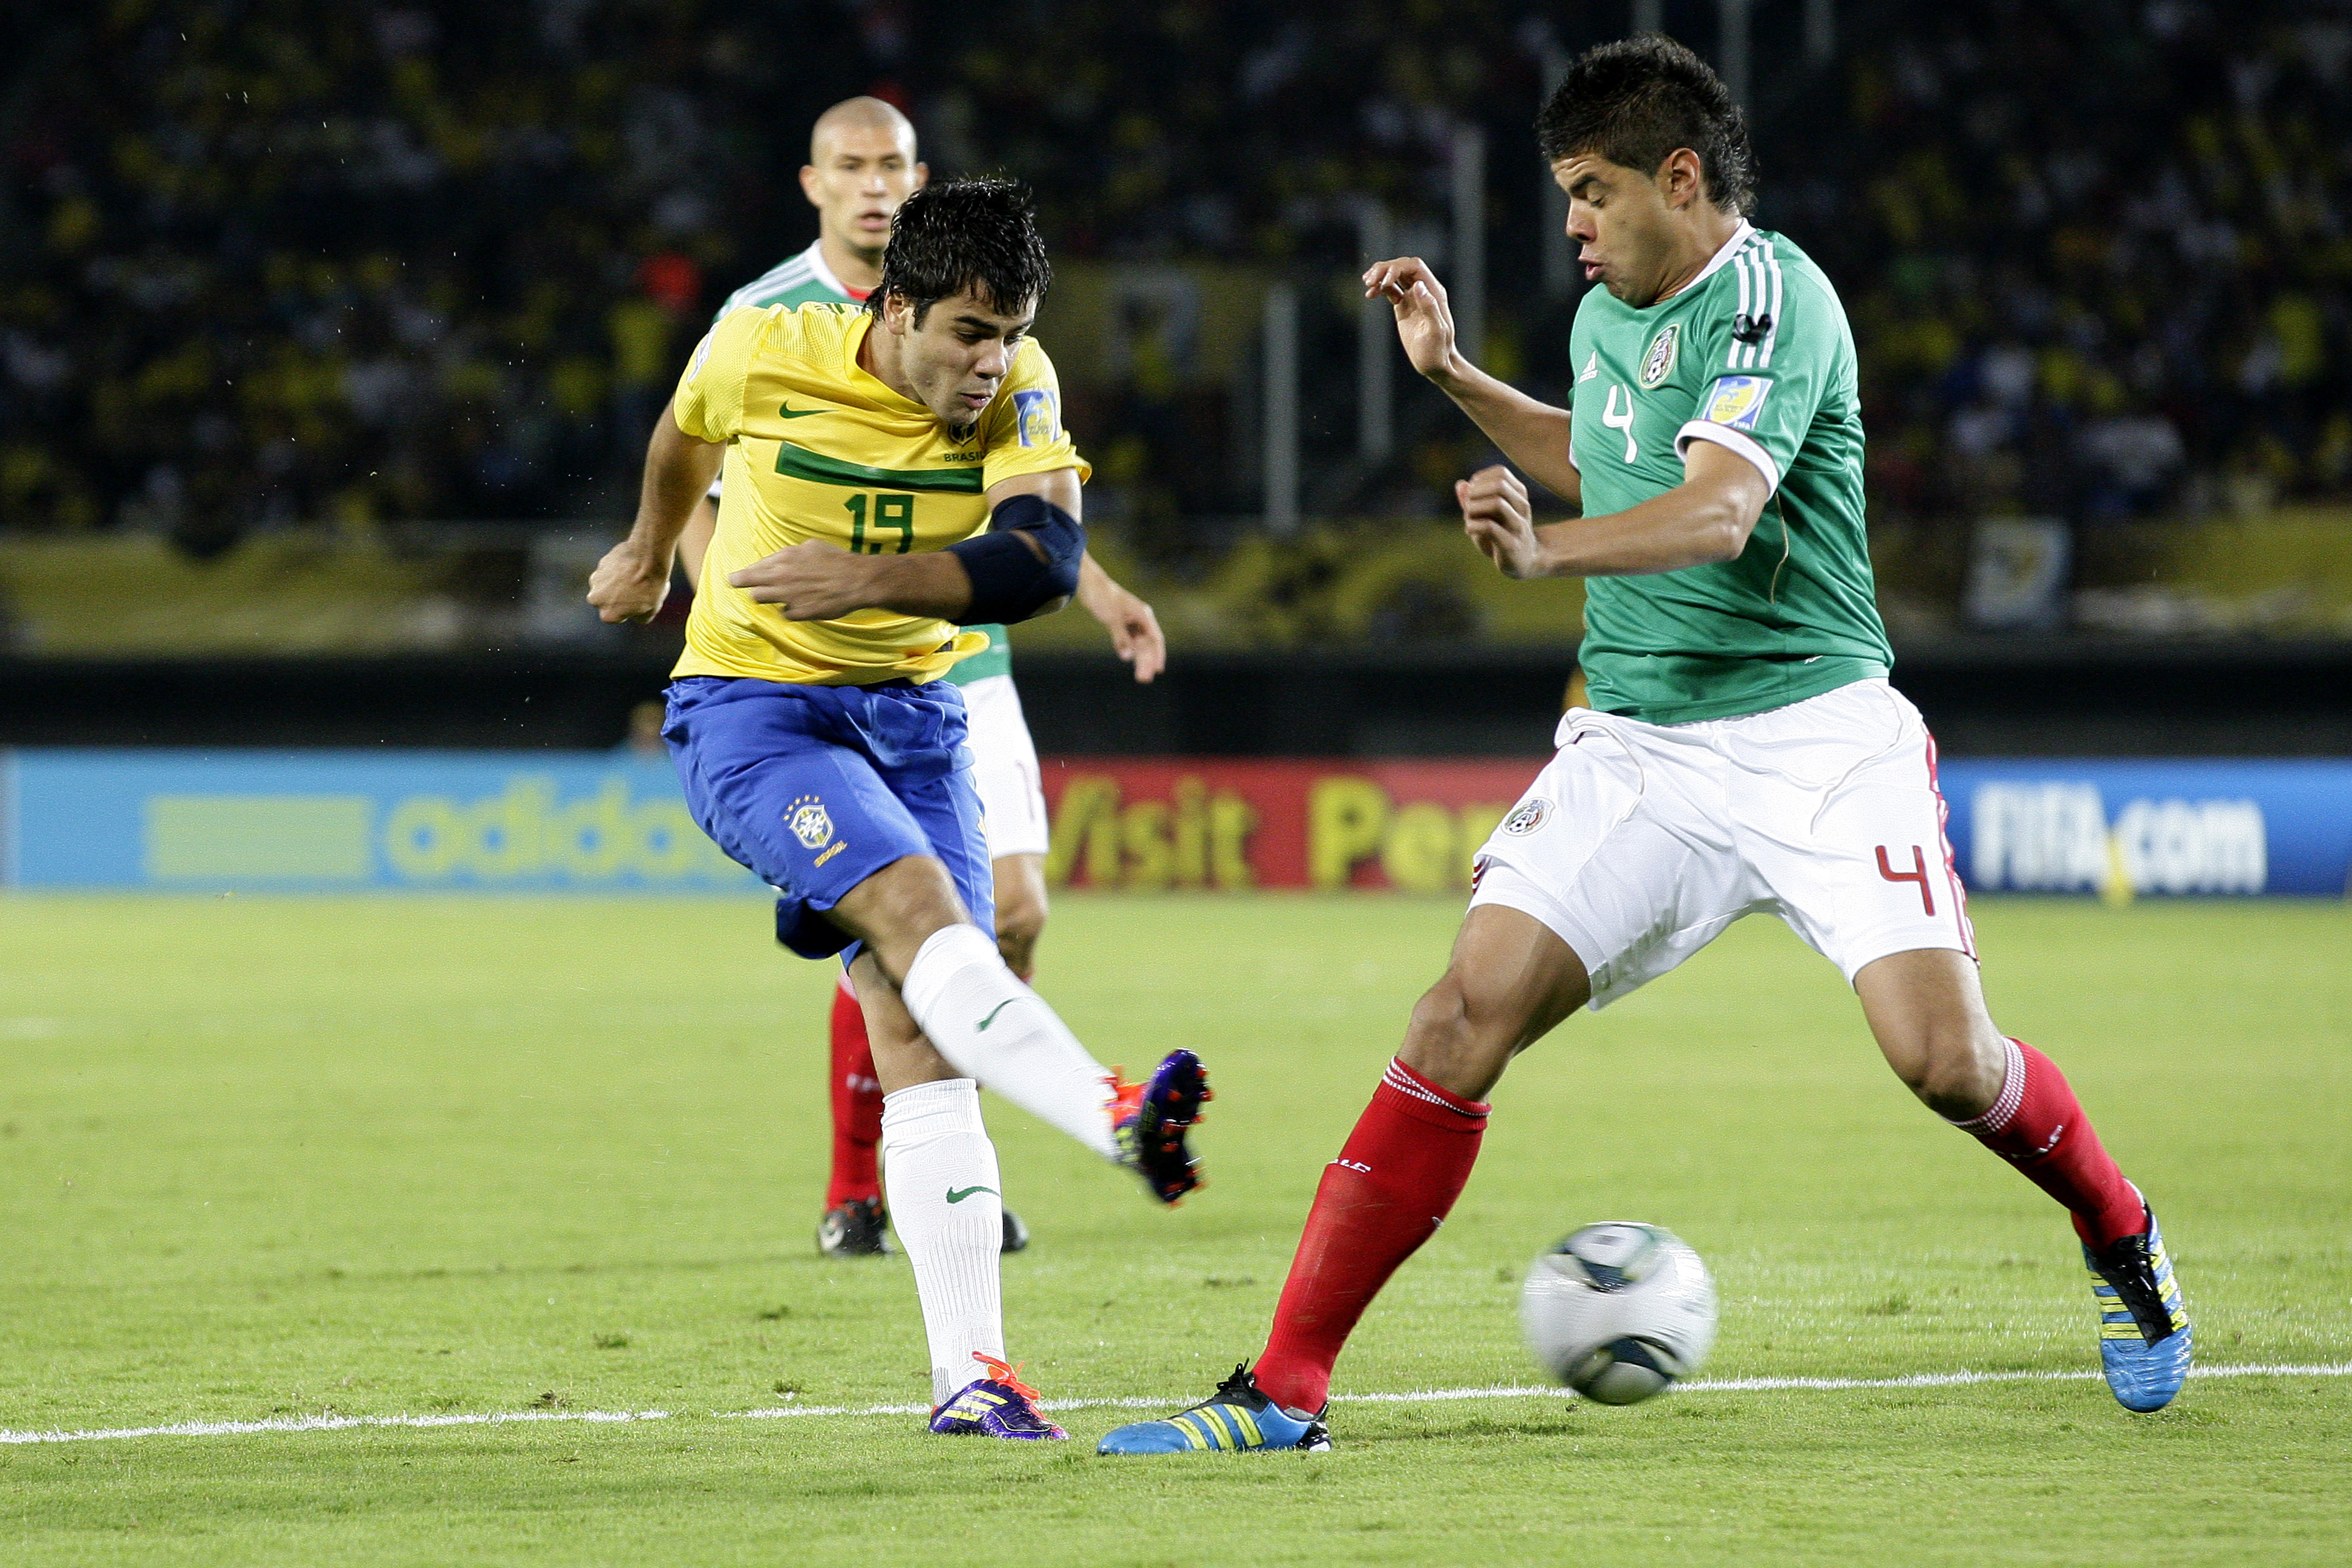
[975,999,1016,1031]
[945,1185,999,1204]
[777,402,827,417]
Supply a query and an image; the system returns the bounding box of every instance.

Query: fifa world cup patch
[1699,375,1770,431]
[1502,798,1551,837]
[1011,388,1059,448]
[787,795,835,851]
[1639,324,1681,388]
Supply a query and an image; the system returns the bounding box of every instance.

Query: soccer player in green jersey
[676,97,1166,1260]
[1102,37,2187,1454]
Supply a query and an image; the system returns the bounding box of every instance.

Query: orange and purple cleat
[929,1354,1068,1440]
[1111,1049,1212,1204]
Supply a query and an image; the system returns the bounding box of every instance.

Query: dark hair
[867,177,1052,324]
[1535,36,1756,217]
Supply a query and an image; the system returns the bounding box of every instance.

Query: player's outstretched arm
[729,467,1085,624]
[1075,554,1164,682]
[589,408,726,623]
[1365,256,1581,508]
[1461,442,1769,580]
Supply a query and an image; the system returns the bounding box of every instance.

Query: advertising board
[5,751,2345,898]
[1036,757,2352,898]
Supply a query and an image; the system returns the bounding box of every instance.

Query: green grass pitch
[2,892,2348,1564]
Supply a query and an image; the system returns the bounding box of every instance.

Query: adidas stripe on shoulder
[714,244,836,318]
[723,264,815,311]
[1724,235,1784,371]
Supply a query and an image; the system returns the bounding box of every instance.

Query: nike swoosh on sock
[946,1185,999,1204]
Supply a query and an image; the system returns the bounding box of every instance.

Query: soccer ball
[1519,1221,1719,1405]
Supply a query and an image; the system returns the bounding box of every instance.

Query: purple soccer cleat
[927,1354,1068,1440]
[1111,1049,1211,1204]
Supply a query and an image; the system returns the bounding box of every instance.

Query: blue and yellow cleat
[2083,1204,2192,1413]
[929,1354,1068,1440]
[1097,1364,1330,1454]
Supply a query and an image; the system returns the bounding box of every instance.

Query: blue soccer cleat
[1111,1050,1212,1204]
[928,1354,1068,1440]
[2082,1203,2192,1413]
[1097,1364,1330,1454]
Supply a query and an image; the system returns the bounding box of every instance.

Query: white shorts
[959,673,1050,861]
[1468,679,1976,1010]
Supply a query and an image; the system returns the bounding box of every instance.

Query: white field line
[0,1408,675,1445]
[5,1362,2345,1446]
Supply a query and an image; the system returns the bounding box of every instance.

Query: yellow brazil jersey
[670,301,1089,687]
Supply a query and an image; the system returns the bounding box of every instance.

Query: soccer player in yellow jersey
[586,180,1206,1439]
[679,96,1166,1262]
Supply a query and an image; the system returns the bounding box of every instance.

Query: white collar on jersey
[1661,219,1756,302]
[802,238,854,301]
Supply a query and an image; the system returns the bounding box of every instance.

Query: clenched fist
[1457,465,1544,579]
[587,541,671,624]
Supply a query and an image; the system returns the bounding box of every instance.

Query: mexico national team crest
[788,795,834,851]
[1639,323,1681,388]
[1011,388,1059,448]
[1502,798,1551,837]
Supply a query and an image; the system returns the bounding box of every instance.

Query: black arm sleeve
[944,494,1085,624]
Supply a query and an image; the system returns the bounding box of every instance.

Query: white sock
[898,923,1119,1160]
[880,1078,1007,1406]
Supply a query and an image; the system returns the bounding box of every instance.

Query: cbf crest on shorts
[788,795,835,850]
[1639,323,1681,388]
[1503,797,1551,836]
[1011,388,1059,448]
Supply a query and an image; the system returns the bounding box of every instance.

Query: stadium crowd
[2,0,2345,561]
[1792,1,2352,528]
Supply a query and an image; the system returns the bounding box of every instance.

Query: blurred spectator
[1,3,866,544]
[1800,0,2352,526]
[0,0,2343,567]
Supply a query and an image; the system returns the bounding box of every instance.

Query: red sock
[826,975,884,1210]
[1953,1038,2143,1248]
[1254,1060,1489,1414]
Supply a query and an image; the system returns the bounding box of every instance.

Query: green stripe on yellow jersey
[708,243,1014,685]
[774,442,985,494]
[670,302,1085,687]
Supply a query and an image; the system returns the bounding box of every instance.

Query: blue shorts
[664,675,995,961]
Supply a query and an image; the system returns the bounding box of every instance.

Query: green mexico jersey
[715,241,1010,686]
[1567,224,1890,724]
[947,622,1012,684]
[714,240,861,316]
